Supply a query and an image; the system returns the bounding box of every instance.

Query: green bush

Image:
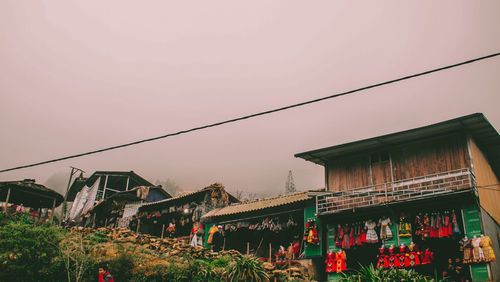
[0,222,63,281]
[105,253,135,281]
[226,256,269,282]
[340,264,435,282]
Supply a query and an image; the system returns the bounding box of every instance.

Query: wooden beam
[49,198,56,225]
[3,187,11,212]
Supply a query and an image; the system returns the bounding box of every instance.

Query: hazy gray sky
[1,1,499,196]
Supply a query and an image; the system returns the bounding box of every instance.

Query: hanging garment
[405,244,421,268]
[397,245,406,268]
[398,215,412,237]
[335,251,347,273]
[365,220,379,243]
[335,225,342,247]
[341,225,351,249]
[387,246,397,268]
[325,252,335,273]
[452,211,461,234]
[376,247,387,269]
[439,212,450,238]
[360,226,367,243]
[405,243,420,267]
[414,215,423,238]
[480,236,495,262]
[420,249,434,264]
[349,226,355,247]
[378,217,393,240]
[472,237,485,262]
[422,214,431,239]
[462,238,473,264]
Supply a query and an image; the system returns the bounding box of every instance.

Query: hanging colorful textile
[365,220,379,243]
[378,217,393,240]
[480,235,496,262]
[398,214,412,237]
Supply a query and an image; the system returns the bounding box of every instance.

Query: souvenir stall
[201,191,315,262]
[323,198,495,281]
[137,183,238,240]
[211,212,303,260]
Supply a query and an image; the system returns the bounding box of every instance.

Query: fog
[1,1,500,196]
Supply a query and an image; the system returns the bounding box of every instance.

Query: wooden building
[86,186,171,228]
[201,191,315,255]
[136,183,239,238]
[0,179,63,224]
[295,113,500,281]
[67,170,155,202]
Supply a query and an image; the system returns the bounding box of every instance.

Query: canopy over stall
[0,179,63,208]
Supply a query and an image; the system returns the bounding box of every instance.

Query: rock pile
[69,226,311,280]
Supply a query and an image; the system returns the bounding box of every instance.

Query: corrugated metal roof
[201,191,312,219]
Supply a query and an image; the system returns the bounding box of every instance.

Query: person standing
[98,265,114,282]
[212,225,224,251]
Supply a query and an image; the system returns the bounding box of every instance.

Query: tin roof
[201,191,312,219]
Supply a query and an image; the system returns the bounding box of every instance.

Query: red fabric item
[335,251,347,273]
[421,249,434,264]
[360,228,367,243]
[325,252,335,273]
[99,272,114,282]
[349,227,355,247]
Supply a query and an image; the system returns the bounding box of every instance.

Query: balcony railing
[317,168,475,215]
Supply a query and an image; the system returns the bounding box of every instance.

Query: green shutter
[462,204,490,282]
[304,205,322,257]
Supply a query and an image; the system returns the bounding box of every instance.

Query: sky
[1,1,499,197]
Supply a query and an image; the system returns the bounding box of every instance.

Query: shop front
[320,193,494,281]
[202,191,316,263]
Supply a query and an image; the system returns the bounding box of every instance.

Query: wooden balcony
[316,168,475,215]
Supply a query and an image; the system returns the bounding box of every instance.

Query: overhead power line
[1,52,500,173]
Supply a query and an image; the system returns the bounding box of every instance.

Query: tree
[285,170,296,195]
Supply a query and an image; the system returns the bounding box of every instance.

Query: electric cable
[1,52,499,173]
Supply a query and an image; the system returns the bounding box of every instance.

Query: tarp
[68,177,100,220]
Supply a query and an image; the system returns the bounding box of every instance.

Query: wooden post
[269,243,272,262]
[104,218,108,227]
[49,198,56,225]
[3,187,11,212]
[223,238,226,251]
[136,219,141,233]
[161,224,165,239]
[92,213,96,228]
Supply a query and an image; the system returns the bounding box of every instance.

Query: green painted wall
[462,204,490,282]
[304,205,322,258]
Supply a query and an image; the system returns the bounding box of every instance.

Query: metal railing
[317,168,475,215]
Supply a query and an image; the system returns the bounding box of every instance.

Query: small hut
[0,179,63,223]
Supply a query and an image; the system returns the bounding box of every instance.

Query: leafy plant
[0,222,63,281]
[339,264,435,282]
[226,256,269,282]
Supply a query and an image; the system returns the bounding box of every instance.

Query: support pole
[104,218,108,227]
[136,219,141,233]
[269,243,272,262]
[247,242,250,256]
[92,213,96,228]
[3,187,11,212]
[49,198,56,225]
[223,238,226,251]
[161,224,165,239]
